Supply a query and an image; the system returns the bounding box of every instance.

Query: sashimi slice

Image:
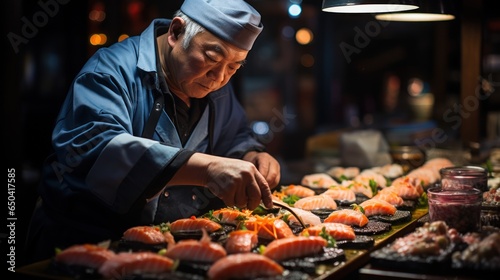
[359,198,397,217]
[281,184,316,198]
[285,207,322,226]
[54,244,116,269]
[98,252,175,279]
[165,229,226,262]
[169,217,222,233]
[373,190,404,207]
[302,222,356,240]
[342,180,374,198]
[207,253,284,280]
[324,209,369,227]
[392,176,424,195]
[301,173,338,188]
[211,208,252,226]
[122,226,167,244]
[293,194,337,211]
[263,236,327,262]
[224,229,259,254]
[354,170,387,188]
[322,186,356,203]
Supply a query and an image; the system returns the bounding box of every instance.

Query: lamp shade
[375,0,455,22]
[322,0,419,13]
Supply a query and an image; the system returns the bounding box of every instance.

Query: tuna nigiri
[207,253,284,280]
[224,229,259,254]
[302,222,356,241]
[98,252,175,279]
[359,198,397,217]
[169,217,222,234]
[293,194,337,211]
[165,228,226,263]
[263,236,327,262]
[54,243,116,270]
[324,209,369,227]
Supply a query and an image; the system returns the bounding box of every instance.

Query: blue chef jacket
[33,19,265,244]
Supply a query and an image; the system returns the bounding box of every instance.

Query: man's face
[167,29,249,100]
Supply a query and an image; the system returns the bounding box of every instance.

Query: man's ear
[168,17,184,44]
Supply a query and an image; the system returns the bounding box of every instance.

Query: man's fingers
[255,171,273,209]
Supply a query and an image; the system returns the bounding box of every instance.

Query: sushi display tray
[16,208,429,280]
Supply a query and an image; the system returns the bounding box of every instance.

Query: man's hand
[168,153,275,210]
[242,151,281,190]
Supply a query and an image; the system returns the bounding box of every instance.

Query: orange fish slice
[55,243,116,269]
[224,229,259,254]
[165,228,226,262]
[324,209,369,227]
[263,235,327,262]
[121,225,168,245]
[207,253,284,280]
[98,252,175,279]
[302,222,356,240]
[359,198,397,217]
[169,217,222,233]
[293,194,337,211]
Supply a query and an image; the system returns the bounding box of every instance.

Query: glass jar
[439,166,488,192]
[427,187,482,233]
[390,146,426,174]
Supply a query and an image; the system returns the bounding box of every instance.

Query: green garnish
[257,244,266,254]
[319,227,337,248]
[350,203,365,214]
[369,179,378,196]
[282,194,300,206]
[418,192,428,207]
[338,175,348,182]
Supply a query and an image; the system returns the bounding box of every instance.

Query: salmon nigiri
[324,209,369,227]
[322,186,357,204]
[359,198,397,217]
[98,252,175,279]
[281,184,316,198]
[302,222,356,241]
[54,243,116,269]
[169,217,222,233]
[224,229,259,254]
[285,207,322,227]
[293,194,337,211]
[211,208,252,227]
[165,228,226,263]
[301,173,338,189]
[121,225,168,245]
[373,190,404,207]
[263,236,327,262]
[207,253,284,280]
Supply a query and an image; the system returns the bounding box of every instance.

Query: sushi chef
[25,0,280,263]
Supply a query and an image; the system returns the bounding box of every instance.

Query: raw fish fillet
[263,235,327,261]
[302,222,356,240]
[294,194,337,211]
[211,208,251,226]
[281,184,316,198]
[359,198,397,217]
[301,173,338,188]
[373,190,404,207]
[322,186,356,203]
[54,244,116,269]
[98,252,175,279]
[285,207,322,226]
[165,229,226,262]
[207,253,284,280]
[324,209,369,227]
[224,229,259,254]
[122,226,167,244]
[169,217,222,233]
